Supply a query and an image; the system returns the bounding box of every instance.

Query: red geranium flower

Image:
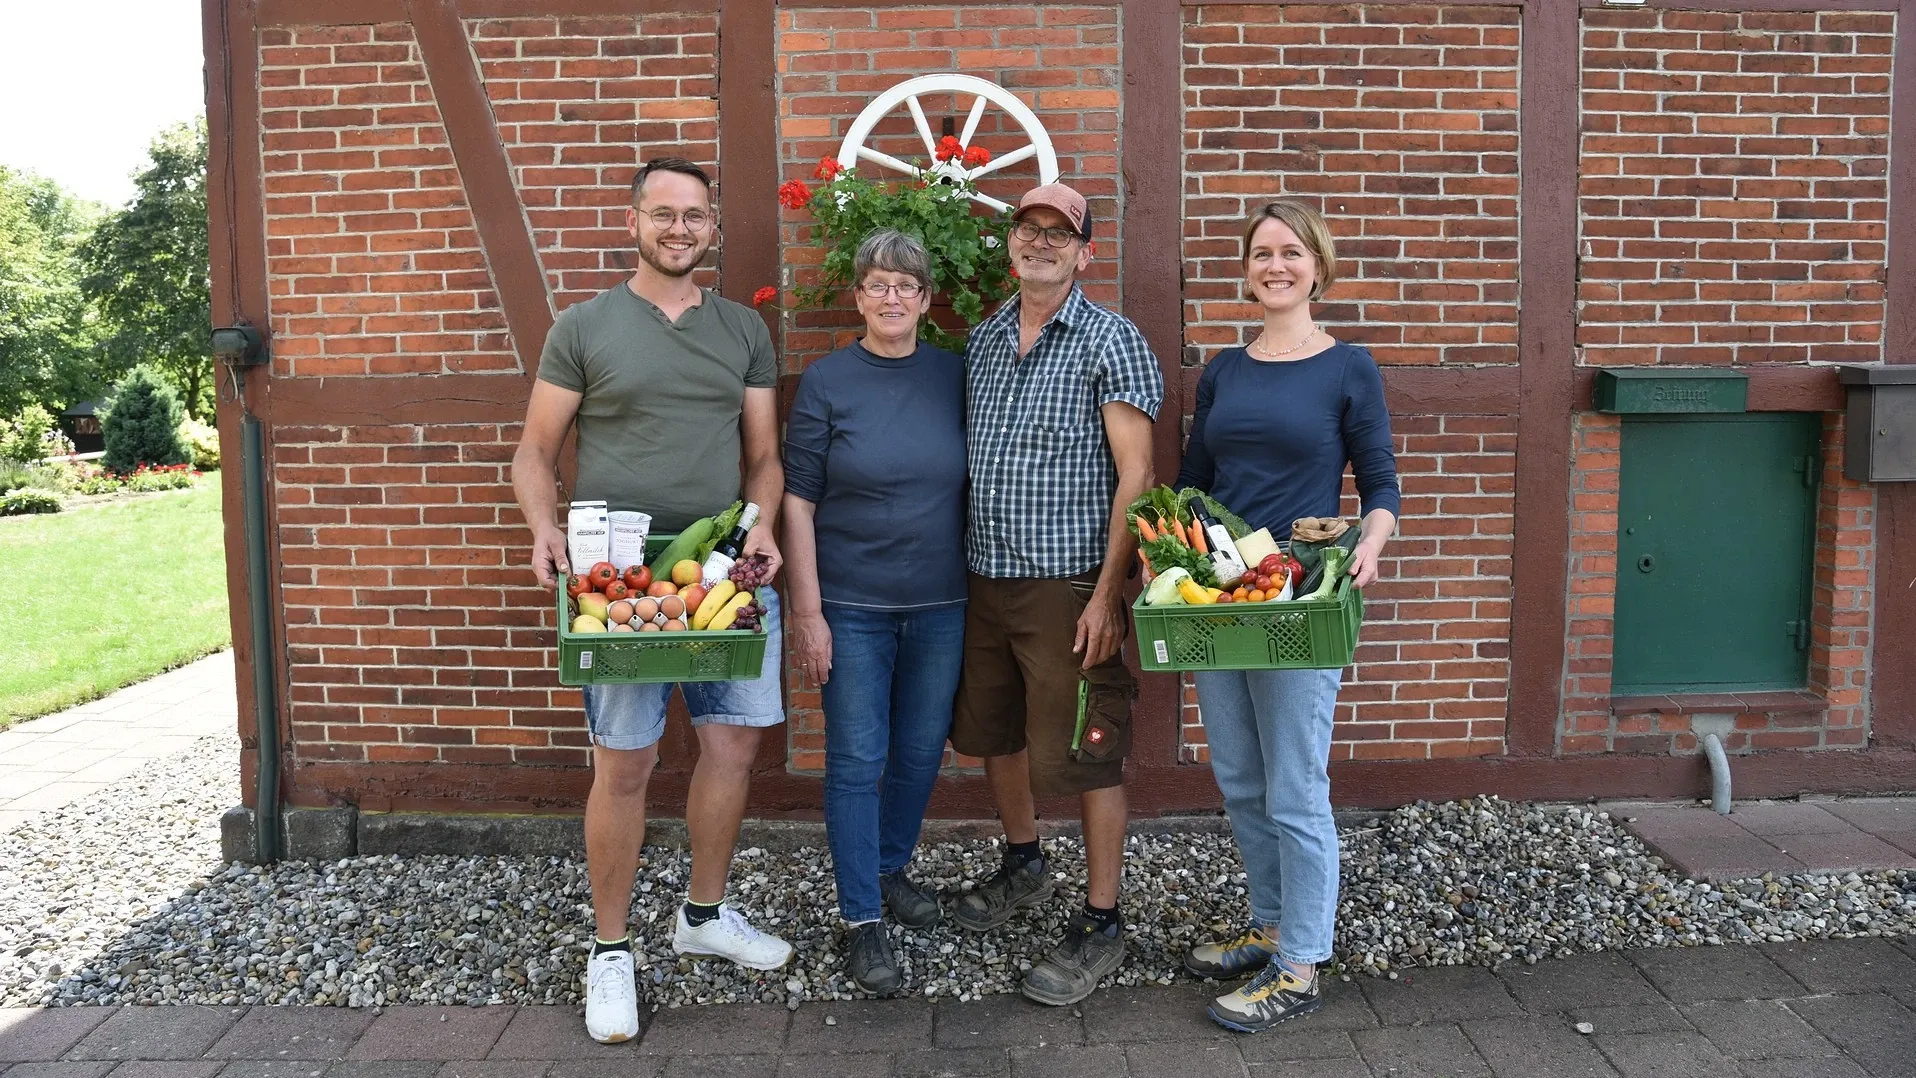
[934,135,963,163]
[813,156,843,181]
[777,179,812,210]
[753,286,778,307]
[962,145,991,168]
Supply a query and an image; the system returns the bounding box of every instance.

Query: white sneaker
[583,948,640,1044]
[672,904,794,971]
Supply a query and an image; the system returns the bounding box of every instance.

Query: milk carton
[609,510,652,572]
[566,500,609,571]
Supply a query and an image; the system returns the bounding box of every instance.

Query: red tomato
[565,574,592,598]
[1214,591,1234,603]
[1255,574,1274,591]
[623,565,652,592]
[602,579,631,602]
[586,562,618,588]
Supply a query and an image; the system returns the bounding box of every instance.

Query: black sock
[1006,840,1043,871]
[591,935,630,956]
[683,900,721,928]
[1083,901,1120,934]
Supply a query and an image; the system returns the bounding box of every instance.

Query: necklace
[1250,325,1318,359]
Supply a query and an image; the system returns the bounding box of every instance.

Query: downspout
[1701,731,1732,816]
[239,368,281,862]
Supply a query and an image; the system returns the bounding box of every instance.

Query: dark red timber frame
[206,0,1916,820]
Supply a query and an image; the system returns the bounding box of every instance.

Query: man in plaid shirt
[948,182,1163,1006]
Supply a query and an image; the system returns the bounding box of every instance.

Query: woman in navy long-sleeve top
[1173,199,1401,1034]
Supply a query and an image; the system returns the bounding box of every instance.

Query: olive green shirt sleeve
[743,307,776,389]
[535,307,586,392]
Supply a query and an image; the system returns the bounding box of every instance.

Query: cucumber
[648,516,717,580]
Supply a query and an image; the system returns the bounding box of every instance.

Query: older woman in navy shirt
[781,229,966,996]
[1174,200,1401,1033]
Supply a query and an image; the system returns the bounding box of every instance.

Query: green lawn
[0,482,231,726]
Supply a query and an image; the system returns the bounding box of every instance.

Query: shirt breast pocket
[1022,375,1097,447]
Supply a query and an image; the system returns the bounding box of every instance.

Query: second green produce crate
[554,531,769,686]
[1133,574,1362,672]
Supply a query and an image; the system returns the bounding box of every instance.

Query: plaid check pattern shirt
[965,285,1165,579]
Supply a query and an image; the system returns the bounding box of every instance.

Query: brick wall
[1558,413,1875,755]
[1181,4,1521,367]
[1577,8,1892,367]
[259,23,517,377]
[468,14,719,308]
[1179,415,1515,764]
[274,421,582,769]
[772,5,1124,771]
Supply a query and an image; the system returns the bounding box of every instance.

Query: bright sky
[0,0,206,208]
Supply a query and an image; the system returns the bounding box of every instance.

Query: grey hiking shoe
[1020,914,1126,1006]
[846,921,901,996]
[880,870,941,929]
[952,858,1054,932]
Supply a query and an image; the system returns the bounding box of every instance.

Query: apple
[622,564,652,592]
[680,584,707,617]
[671,559,703,588]
[646,580,678,598]
[586,561,618,589]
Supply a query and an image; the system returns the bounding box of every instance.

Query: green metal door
[1613,414,1820,695]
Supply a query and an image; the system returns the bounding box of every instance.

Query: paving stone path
[0,652,235,831]
[4,937,1913,1077]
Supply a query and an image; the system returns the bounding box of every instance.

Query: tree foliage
[0,167,100,417]
[80,120,212,418]
[101,365,188,475]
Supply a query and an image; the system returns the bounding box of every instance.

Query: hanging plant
[763,142,1017,354]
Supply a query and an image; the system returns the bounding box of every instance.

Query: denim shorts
[580,589,785,751]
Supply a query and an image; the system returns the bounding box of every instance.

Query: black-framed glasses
[644,209,711,231]
[1010,220,1082,248]
[859,280,925,298]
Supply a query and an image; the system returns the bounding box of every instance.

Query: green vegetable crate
[554,531,769,686]
[1133,574,1363,672]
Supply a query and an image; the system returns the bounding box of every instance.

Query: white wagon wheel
[834,73,1059,213]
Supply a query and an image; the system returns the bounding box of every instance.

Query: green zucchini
[648,516,717,580]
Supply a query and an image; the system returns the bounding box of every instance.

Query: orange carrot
[1189,518,1209,555]
[1171,517,1192,547]
[1137,549,1154,577]
[1137,517,1160,543]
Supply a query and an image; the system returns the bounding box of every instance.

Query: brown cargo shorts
[950,571,1138,798]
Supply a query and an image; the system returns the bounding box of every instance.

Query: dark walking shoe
[846,921,902,996]
[1207,960,1322,1032]
[952,858,1055,932]
[1183,924,1280,979]
[1019,913,1126,1006]
[880,870,942,929]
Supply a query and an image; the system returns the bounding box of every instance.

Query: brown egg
[659,594,686,621]
[611,622,634,633]
[638,622,661,632]
[632,597,660,623]
[661,619,686,632]
[607,600,635,625]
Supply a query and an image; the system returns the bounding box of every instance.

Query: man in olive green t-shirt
[510,158,790,1044]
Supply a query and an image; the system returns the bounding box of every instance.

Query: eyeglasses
[859,280,925,298]
[1011,220,1082,248]
[642,209,711,231]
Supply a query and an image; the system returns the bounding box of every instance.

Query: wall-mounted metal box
[1594,368,1749,414]
[1838,365,1916,483]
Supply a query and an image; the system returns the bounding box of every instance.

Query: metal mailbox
[1839,365,1916,483]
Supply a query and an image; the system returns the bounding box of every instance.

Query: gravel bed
[3,733,1912,1009]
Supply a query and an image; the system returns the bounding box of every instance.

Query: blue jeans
[1194,667,1343,965]
[821,602,966,922]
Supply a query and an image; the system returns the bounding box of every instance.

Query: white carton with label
[609,510,652,572]
[566,500,609,571]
